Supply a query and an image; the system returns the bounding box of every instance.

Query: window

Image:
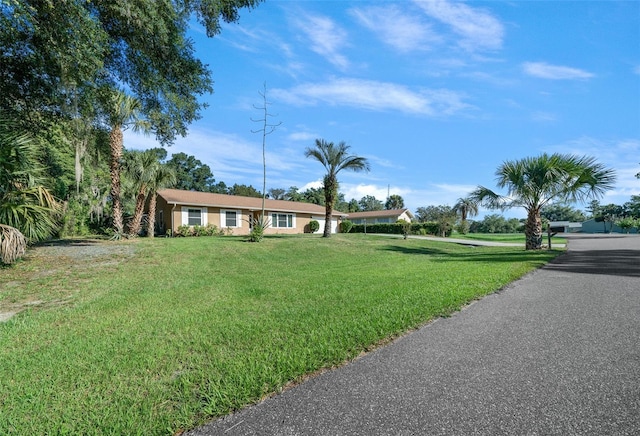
[188,208,202,226]
[221,210,241,228]
[182,207,207,226]
[225,211,237,227]
[271,213,294,228]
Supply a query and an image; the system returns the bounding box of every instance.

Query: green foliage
[175,224,223,237]
[309,220,320,233]
[385,194,405,210]
[58,199,91,237]
[340,219,353,233]
[0,115,58,242]
[247,215,270,242]
[166,152,218,192]
[469,214,523,234]
[540,204,587,222]
[227,183,262,198]
[359,195,384,211]
[351,222,442,235]
[615,217,639,233]
[455,220,470,235]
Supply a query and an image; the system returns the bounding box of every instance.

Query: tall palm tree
[103,90,149,237]
[146,163,176,238]
[305,139,370,237]
[453,197,479,234]
[470,153,616,250]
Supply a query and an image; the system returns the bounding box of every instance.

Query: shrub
[340,219,353,233]
[350,222,443,236]
[191,224,206,236]
[175,225,192,237]
[309,220,320,233]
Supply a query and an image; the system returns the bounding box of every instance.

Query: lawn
[452,232,567,245]
[0,234,562,434]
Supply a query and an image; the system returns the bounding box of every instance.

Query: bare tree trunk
[109,127,124,235]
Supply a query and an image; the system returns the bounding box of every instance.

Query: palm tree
[470,153,616,250]
[103,90,149,237]
[0,115,57,257]
[123,150,159,237]
[146,163,176,238]
[453,197,479,234]
[305,139,370,237]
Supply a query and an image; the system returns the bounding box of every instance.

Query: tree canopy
[1,0,262,144]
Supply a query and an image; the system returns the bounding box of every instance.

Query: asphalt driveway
[188,234,640,436]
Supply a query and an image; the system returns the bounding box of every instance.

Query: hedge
[350,222,447,236]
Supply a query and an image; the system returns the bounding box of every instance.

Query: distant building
[348,209,414,225]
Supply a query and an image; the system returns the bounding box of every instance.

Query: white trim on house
[221,209,242,228]
[181,206,208,226]
[270,212,296,229]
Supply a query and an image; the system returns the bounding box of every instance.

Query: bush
[340,219,353,233]
[309,220,320,233]
[350,222,444,236]
[175,225,192,237]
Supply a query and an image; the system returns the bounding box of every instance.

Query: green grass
[0,234,562,434]
[452,232,566,245]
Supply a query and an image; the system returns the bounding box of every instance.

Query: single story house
[347,209,414,225]
[580,218,638,234]
[151,189,347,236]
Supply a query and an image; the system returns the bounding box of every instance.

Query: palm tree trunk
[128,188,146,237]
[525,207,543,250]
[323,176,336,237]
[147,193,157,238]
[109,126,124,234]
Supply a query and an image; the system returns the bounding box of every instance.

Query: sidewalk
[189,234,639,435]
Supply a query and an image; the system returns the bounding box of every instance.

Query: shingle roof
[157,189,348,217]
[347,209,414,219]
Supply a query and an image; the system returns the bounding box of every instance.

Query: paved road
[188,234,640,436]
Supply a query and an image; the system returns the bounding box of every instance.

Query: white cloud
[523,62,595,80]
[350,5,440,53]
[531,111,557,122]
[414,0,504,51]
[287,131,317,142]
[272,78,470,116]
[293,13,349,69]
[123,128,304,185]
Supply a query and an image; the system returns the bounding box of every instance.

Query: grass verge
[451,232,566,245]
[0,234,562,434]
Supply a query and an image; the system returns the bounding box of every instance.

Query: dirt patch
[1,238,138,322]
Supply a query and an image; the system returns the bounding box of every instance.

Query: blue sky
[126,0,640,218]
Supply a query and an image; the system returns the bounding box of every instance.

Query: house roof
[347,209,414,219]
[157,189,348,217]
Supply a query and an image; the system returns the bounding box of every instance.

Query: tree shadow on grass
[379,244,559,263]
